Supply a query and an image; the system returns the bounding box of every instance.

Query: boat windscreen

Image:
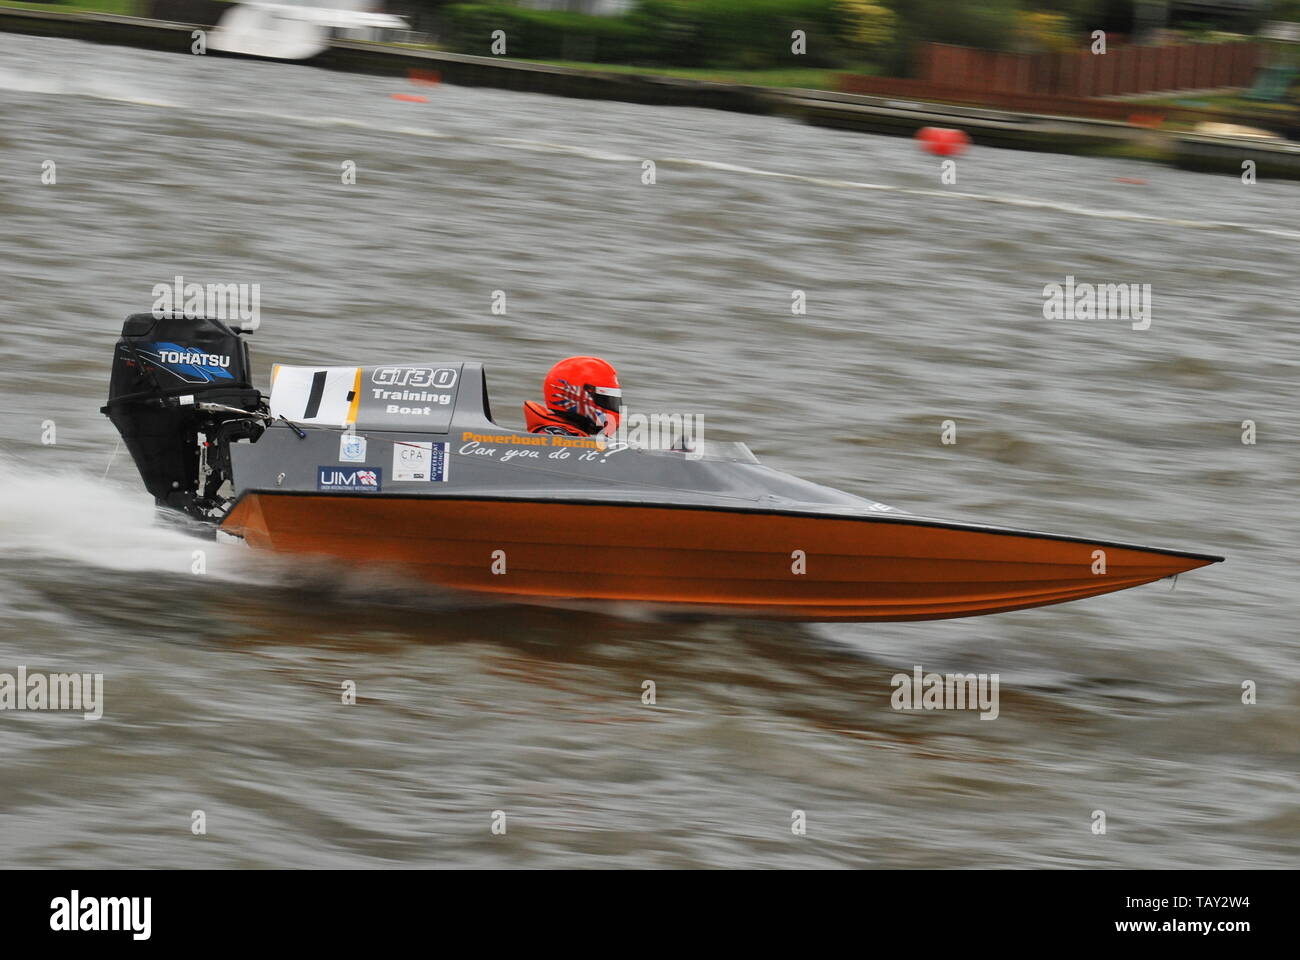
[694,440,759,463]
[628,439,759,463]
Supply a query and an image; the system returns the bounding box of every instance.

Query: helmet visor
[592,385,622,414]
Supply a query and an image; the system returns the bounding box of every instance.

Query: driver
[523,356,623,438]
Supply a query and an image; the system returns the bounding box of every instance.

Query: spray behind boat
[102,312,269,521]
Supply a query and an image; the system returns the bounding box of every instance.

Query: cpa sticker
[339,433,367,463]
[392,441,449,482]
[393,440,433,481]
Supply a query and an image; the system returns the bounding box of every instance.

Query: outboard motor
[102,313,267,521]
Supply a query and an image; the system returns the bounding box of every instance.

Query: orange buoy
[408,69,442,86]
[391,93,429,103]
[916,127,970,157]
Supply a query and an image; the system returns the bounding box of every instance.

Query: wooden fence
[916,41,1262,98]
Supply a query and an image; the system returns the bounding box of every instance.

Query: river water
[0,31,1296,868]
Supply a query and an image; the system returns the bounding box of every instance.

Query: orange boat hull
[221,494,1221,622]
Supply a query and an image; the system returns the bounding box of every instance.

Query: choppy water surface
[0,32,1296,868]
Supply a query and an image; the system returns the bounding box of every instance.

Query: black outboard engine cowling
[102,313,266,520]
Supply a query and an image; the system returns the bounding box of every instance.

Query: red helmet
[544,356,622,436]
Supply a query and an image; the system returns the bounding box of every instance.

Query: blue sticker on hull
[430,442,448,481]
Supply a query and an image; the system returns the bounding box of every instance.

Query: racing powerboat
[102,313,1222,621]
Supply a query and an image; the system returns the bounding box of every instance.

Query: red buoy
[916,127,970,157]
[408,69,442,86]
[391,93,429,103]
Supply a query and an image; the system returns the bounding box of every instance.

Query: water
[0,32,1296,868]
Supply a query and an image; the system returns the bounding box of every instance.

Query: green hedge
[441,0,857,69]
[441,5,647,64]
[632,0,853,68]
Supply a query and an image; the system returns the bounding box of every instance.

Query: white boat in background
[210,1,411,61]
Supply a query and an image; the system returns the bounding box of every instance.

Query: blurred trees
[835,1,897,55]
[424,0,1300,72]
